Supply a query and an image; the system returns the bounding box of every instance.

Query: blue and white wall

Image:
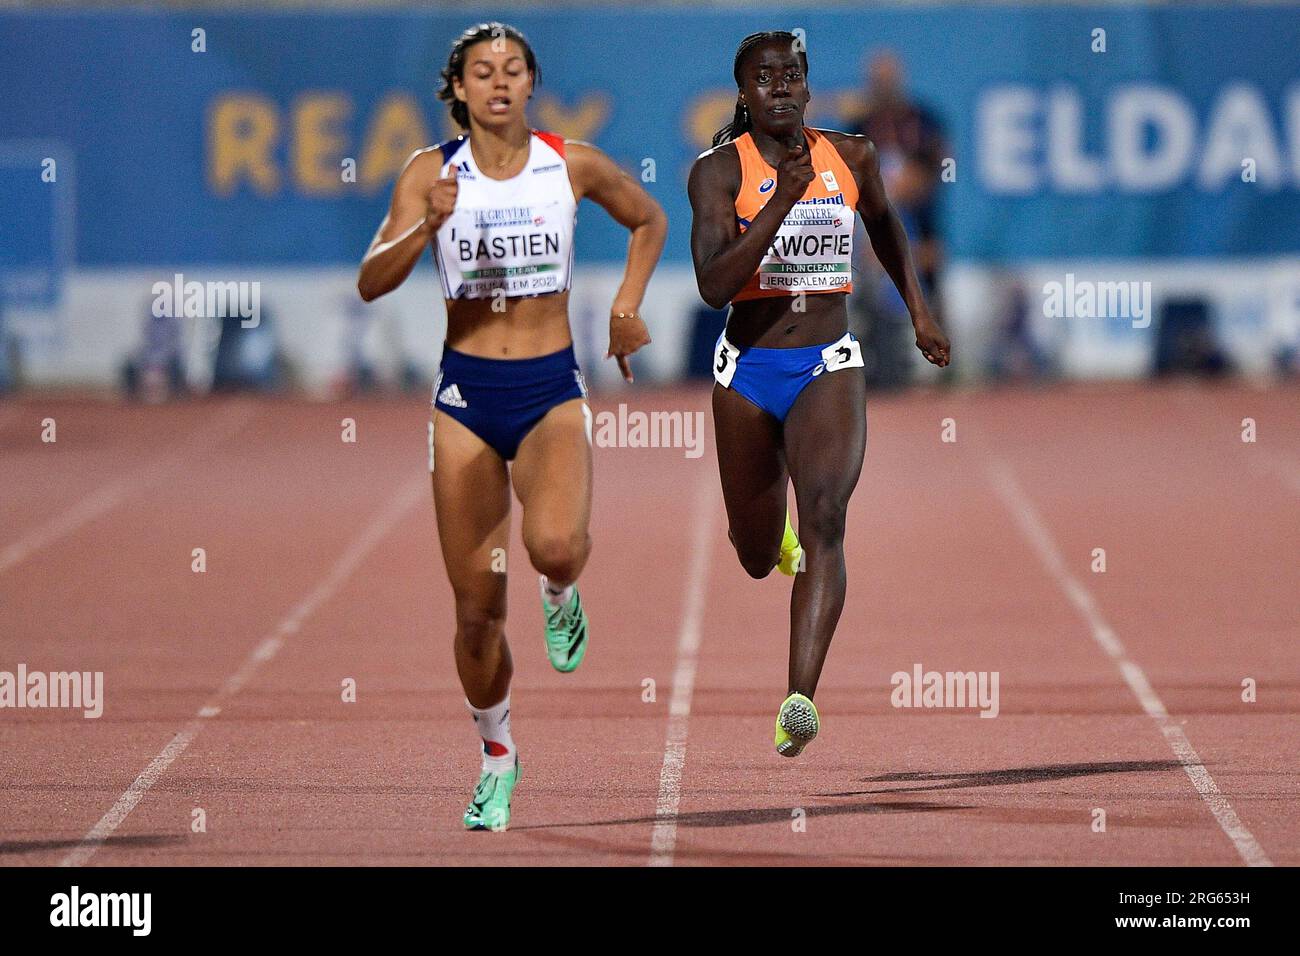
[3,5,1298,387]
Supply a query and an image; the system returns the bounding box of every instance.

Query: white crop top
[432,129,577,301]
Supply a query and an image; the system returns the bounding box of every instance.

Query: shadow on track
[511,799,971,831]
[815,759,1184,797]
[0,834,184,857]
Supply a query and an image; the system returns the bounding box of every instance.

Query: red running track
[0,380,1296,866]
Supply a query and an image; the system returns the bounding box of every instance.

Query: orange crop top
[730,127,859,303]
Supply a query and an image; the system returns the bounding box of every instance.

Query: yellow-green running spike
[774,692,820,757]
[777,512,802,576]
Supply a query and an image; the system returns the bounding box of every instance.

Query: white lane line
[986,459,1273,868]
[647,463,717,867]
[59,476,427,867]
[0,401,257,574]
[0,481,134,573]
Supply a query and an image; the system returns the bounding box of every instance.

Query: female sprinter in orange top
[688,31,950,758]
[358,22,666,829]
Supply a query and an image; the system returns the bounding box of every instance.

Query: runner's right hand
[423,172,458,233]
[774,144,815,206]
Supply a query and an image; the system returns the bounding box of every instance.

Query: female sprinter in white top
[358,22,666,830]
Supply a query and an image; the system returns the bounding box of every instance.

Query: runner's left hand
[607,311,652,383]
[913,311,951,368]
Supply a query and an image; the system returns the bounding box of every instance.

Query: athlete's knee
[800,489,850,549]
[730,529,780,579]
[526,529,590,581]
[740,551,779,579]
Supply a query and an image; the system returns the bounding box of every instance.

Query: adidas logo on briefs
[437,383,468,408]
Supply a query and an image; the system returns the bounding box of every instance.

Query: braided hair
[437,22,540,131]
[711,31,809,147]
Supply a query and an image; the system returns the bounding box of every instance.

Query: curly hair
[437,22,540,130]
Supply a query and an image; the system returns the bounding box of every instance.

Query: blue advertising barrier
[2,5,1297,270]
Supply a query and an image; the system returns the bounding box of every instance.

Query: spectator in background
[335,293,379,397]
[331,294,429,398]
[211,305,283,393]
[846,50,946,295]
[122,303,186,402]
[1153,298,1231,379]
[987,275,1056,383]
[844,51,948,386]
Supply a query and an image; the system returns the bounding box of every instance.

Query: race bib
[756,202,853,292]
[816,334,864,374]
[713,336,741,388]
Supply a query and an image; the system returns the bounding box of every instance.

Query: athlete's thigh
[712,382,788,548]
[510,398,592,542]
[431,408,511,612]
[783,369,867,511]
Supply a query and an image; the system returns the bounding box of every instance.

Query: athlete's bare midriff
[725,290,849,349]
[443,290,574,358]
